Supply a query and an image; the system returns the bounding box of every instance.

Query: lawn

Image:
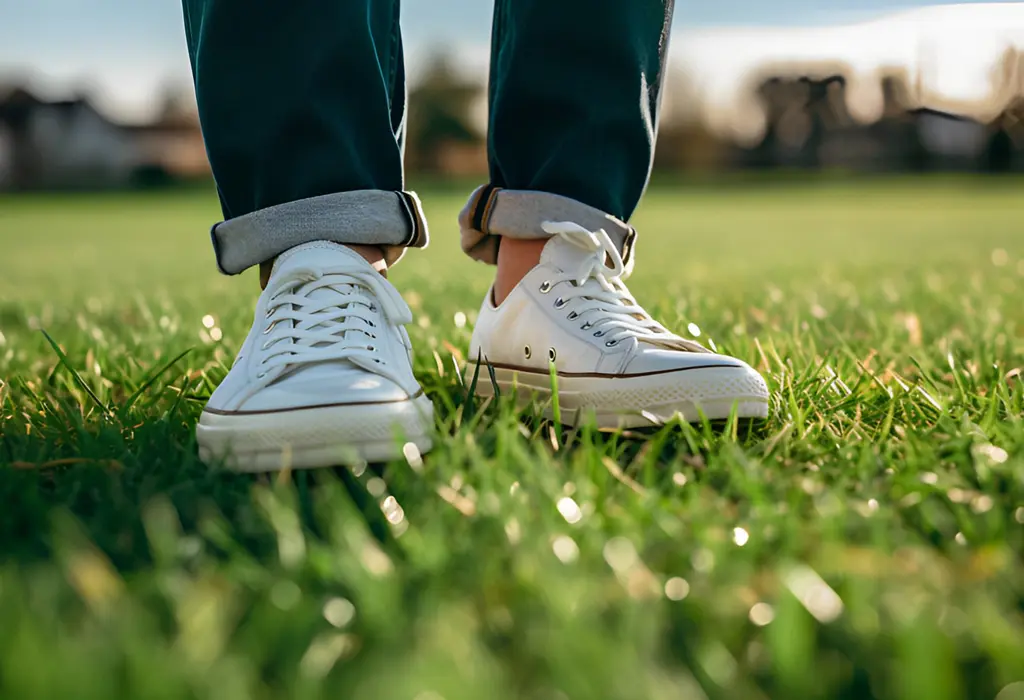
[0,177,1022,700]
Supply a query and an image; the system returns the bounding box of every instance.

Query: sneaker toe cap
[624,349,770,403]
[237,369,411,412]
[623,348,753,375]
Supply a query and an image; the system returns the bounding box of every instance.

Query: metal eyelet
[524,345,532,359]
[539,281,553,294]
[567,311,578,320]
[553,298,566,309]
[548,347,557,362]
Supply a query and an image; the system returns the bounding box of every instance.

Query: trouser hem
[210,189,429,274]
[458,185,637,266]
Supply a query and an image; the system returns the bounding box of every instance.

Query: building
[0,86,209,191]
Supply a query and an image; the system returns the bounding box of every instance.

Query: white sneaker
[197,241,433,471]
[468,221,770,428]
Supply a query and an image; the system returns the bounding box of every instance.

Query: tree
[154,81,198,128]
[406,51,484,173]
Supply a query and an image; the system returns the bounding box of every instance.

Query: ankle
[345,244,388,275]
[259,243,388,289]
[493,237,546,305]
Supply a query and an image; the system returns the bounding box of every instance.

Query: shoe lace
[540,221,708,352]
[256,264,412,381]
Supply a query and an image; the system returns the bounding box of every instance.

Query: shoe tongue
[271,241,369,279]
[539,234,599,274]
[271,241,368,310]
[268,242,376,383]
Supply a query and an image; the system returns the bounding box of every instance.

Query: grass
[1,176,1023,700]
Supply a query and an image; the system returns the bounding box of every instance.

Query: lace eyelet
[256,371,268,379]
[567,311,578,320]
[553,298,566,309]
[594,330,604,338]
[524,345,532,359]
[605,340,618,347]
[539,281,552,294]
[581,322,593,330]
[548,347,557,362]
[367,346,375,352]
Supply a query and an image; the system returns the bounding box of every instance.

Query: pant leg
[459,0,674,265]
[182,0,427,273]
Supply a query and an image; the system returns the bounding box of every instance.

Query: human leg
[472,0,672,302]
[464,0,770,427]
[183,0,432,469]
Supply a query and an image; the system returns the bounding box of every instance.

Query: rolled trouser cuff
[211,189,429,274]
[458,185,637,266]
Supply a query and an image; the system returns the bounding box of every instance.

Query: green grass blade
[119,347,194,415]
[39,328,112,417]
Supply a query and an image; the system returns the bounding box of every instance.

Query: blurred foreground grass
[0,177,1023,699]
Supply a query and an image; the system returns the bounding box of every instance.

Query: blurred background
[2,0,1024,192]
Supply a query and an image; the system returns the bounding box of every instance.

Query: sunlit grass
[1,177,1022,699]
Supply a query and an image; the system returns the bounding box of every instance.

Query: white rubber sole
[468,362,769,429]
[196,394,434,472]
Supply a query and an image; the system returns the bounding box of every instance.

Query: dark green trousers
[182,0,675,273]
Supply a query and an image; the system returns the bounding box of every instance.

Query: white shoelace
[256,264,412,383]
[540,221,707,352]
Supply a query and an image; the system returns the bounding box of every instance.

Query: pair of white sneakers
[196,223,770,471]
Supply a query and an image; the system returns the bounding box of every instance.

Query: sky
[0,0,1007,119]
